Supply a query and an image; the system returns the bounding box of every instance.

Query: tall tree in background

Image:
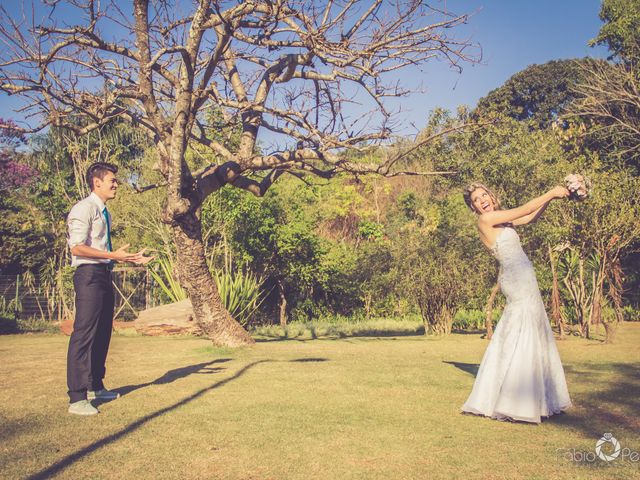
[570,0,640,168]
[474,59,588,129]
[0,1,479,346]
[591,0,640,65]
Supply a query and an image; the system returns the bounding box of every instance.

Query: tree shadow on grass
[451,329,487,336]
[105,358,233,400]
[446,359,640,434]
[255,327,426,343]
[28,356,331,480]
[443,361,479,377]
[0,414,39,443]
[289,357,329,362]
[28,359,266,480]
[552,362,640,438]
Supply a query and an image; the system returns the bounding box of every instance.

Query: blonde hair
[463,182,502,213]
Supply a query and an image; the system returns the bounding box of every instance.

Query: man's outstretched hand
[130,248,154,265]
[111,244,155,265]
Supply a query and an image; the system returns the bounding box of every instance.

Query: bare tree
[0,0,479,346]
[569,59,640,163]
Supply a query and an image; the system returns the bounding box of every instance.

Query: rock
[133,299,202,336]
[58,299,202,336]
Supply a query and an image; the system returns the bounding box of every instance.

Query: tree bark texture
[172,211,254,346]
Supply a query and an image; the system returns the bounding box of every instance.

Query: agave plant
[150,251,264,326]
[213,268,265,326]
[149,253,187,303]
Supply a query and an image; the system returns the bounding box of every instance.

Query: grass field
[1,322,639,479]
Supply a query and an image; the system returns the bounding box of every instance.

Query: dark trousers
[67,264,115,403]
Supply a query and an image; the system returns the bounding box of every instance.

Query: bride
[460,182,572,423]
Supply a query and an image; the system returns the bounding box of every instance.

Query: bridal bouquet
[564,173,591,201]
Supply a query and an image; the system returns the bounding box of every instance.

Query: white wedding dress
[461,226,572,423]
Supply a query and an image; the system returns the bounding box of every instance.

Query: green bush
[452,308,503,330]
[453,309,485,330]
[251,316,424,340]
[213,268,265,326]
[15,317,60,334]
[150,254,265,325]
[622,305,640,321]
[601,305,617,322]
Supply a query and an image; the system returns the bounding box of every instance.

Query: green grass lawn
[1,322,639,480]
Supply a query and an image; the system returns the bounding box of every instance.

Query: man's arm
[67,203,152,264]
[70,243,143,263]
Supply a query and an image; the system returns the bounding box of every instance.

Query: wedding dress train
[461,226,572,423]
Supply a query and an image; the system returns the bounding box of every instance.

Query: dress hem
[460,403,572,424]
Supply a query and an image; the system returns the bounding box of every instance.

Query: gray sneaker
[68,400,99,416]
[87,389,120,400]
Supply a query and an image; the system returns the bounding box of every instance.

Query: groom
[66,162,152,415]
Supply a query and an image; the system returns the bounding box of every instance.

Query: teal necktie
[102,207,113,252]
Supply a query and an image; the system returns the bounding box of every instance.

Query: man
[66,162,152,415]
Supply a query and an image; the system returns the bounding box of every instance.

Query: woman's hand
[551,185,570,199]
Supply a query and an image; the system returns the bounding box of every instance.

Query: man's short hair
[86,162,118,191]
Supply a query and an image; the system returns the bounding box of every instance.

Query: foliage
[0,119,33,190]
[591,0,640,64]
[2,4,640,335]
[569,59,640,168]
[149,250,265,326]
[251,317,424,340]
[149,255,187,304]
[391,194,481,334]
[569,1,640,168]
[0,120,50,274]
[37,259,75,322]
[0,193,53,274]
[474,60,589,129]
[453,308,502,331]
[202,182,338,322]
[622,305,640,321]
[213,268,265,327]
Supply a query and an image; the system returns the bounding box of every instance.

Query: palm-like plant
[149,254,187,303]
[150,248,265,326]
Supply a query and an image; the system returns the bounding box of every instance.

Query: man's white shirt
[67,192,112,267]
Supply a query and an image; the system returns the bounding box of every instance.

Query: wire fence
[0,267,160,322]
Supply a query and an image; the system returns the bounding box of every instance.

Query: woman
[460,182,572,423]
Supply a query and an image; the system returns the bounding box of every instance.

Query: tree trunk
[363,293,372,319]
[548,245,566,339]
[485,281,499,340]
[563,257,591,339]
[172,212,254,347]
[277,280,288,327]
[603,320,618,344]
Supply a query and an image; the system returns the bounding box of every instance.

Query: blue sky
[391,0,608,132]
[0,0,608,139]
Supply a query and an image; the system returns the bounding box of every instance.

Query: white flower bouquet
[564,173,591,201]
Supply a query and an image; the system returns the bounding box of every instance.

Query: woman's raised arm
[480,186,568,227]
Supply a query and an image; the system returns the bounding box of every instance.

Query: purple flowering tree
[0,119,36,190]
